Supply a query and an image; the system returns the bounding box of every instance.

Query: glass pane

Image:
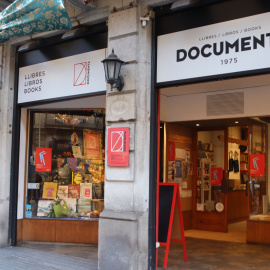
[25,111,105,220]
[114,62,121,79]
[108,61,116,80]
[228,126,248,192]
[197,130,225,212]
[249,124,267,216]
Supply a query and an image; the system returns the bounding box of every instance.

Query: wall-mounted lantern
[102,49,124,91]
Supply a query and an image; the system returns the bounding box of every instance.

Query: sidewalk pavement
[0,244,98,270]
[1,237,270,270]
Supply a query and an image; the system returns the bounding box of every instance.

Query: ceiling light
[196,124,200,126]
[61,27,87,39]
[171,0,199,9]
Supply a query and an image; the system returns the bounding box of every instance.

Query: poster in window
[182,161,188,181]
[72,146,82,158]
[168,141,175,161]
[174,159,182,178]
[83,130,102,159]
[36,148,52,172]
[211,167,223,187]
[107,127,129,167]
[250,154,265,177]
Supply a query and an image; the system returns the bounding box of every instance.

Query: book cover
[57,185,68,199]
[37,199,52,216]
[80,183,92,199]
[57,157,65,168]
[68,184,80,199]
[77,198,92,216]
[62,198,77,213]
[72,171,83,185]
[67,157,77,172]
[42,182,58,199]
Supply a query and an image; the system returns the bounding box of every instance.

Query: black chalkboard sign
[158,185,174,243]
[157,183,188,268]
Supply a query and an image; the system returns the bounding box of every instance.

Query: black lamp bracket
[111,75,124,91]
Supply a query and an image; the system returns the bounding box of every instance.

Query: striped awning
[0,0,72,43]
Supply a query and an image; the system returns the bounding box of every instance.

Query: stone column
[98,1,152,269]
[0,44,15,247]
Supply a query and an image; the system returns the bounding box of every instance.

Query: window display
[26,111,105,220]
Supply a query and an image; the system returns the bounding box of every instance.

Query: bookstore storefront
[155,0,270,245]
[14,29,107,244]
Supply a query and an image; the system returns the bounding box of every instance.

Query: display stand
[158,183,187,269]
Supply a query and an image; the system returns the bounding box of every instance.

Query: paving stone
[0,245,98,270]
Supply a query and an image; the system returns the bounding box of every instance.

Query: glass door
[249,120,267,217]
[194,129,228,232]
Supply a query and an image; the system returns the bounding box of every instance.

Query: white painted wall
[161,84,270,122]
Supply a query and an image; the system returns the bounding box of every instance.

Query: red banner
[35,148,52,172]
[250,154,265,177]
[168,141,175,161]
[108,127,129,167]
[211,167,223,186]
[85,133,100,158]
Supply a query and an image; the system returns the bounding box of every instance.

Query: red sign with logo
[211,167,223,186]
[250,154,265,177]
[35,148,52,172]
[108,127,129,167]
[168,141,175,161]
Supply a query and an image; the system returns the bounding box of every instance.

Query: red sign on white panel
[108,127,129,167]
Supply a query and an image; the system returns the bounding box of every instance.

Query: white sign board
[18,49,106,104]
[157,12,270,83]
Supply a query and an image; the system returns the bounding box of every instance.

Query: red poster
[168,141,175,161]
[35,148,52,172]
[108,127,129,167]
[211,167,223,186]
[85,133,100,158]
[250,154,265,177]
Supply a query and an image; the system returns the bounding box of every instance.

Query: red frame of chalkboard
[158,183,187,268]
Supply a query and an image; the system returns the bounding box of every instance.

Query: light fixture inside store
[18,40,42,52]
[235,121,239,124]
[102,49,124,91]
[61,27,87,39]
[196,124,200,126]
[171,0,199,9]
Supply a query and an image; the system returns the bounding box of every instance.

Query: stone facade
[0,44,15,248]
[98,1,152,269]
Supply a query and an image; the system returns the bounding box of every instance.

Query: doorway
[158,75,269,243]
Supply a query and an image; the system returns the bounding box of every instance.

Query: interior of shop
[159,74,270,244]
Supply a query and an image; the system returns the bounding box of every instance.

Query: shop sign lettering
[157,12,270,83]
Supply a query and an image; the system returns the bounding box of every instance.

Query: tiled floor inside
[184,221,247,243]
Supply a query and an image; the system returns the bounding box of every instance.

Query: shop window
[25,111,105,220]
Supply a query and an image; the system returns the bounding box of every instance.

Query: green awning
[0,0,72,43]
